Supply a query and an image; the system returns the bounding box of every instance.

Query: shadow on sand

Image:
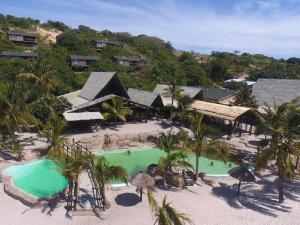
[212,171,300,217]
[115,193,140,207]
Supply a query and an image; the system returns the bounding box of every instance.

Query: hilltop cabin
[69,55,99,71]
[201,87,239,105]
[91,40,125,51]
[7,31,38,47]
[112,56,147,69]
[1,51,38,61]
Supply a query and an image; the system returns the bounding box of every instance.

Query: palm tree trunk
[195,155,199,181]
[163,171,168,189]
[278,172,284,203]
[237,179,242,196]
[73,180,79,211]
[68,181,74,210]
[100,182,108,209]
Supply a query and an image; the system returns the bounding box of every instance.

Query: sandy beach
[0,124,300,225]
[0,170,300,225]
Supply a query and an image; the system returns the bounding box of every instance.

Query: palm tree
[0,83,36,136]
[52,148,90,211]
[255,101,300,203]
[188,113,230,180]
[158,151,193,188]
[177,95,194,125]
[101,97,133,123]
[10,140,24,161]
[17,56,57,95]
[90,156,128,208]
[40,112,66,154]
[163,81,183,107]
[157,132,178,154]
[235,85,256,107]
[147,190,193,225]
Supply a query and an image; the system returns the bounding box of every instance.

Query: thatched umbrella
[229,164,256,196]
[130,172,155,202]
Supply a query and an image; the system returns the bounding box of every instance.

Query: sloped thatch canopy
[63,112,103,121]
[190,101,256,122]
[128,88,164,108]
[153,84,202,99]
[60,72,129,109]
[80,72,129,100]
[252,79,300,107]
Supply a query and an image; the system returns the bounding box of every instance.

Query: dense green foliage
[0,14,300,141]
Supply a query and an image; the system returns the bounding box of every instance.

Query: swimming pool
[97,147,238,183]
[3,147,237,196]
[4,159,68,198]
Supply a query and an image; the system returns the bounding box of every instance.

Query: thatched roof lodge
[252,79,300,108]
[1,51,38,61]
[61,72,162,124]
[61,72,129,110]
[190,100,260,134]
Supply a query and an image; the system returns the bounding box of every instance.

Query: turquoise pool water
[97,147,238,183]
[4,159,68,198]
[3,147,237,196]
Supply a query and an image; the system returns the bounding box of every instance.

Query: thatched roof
[63,112,103,121]
[79,72,129,101]
[153,84,202,99]
[200,87,238,102]
[128,88,163,107]
[190,101,251,121]
[69,94,116,112]
[252,79,300,107]
[60,90,88,108]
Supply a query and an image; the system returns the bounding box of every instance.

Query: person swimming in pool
[210,161,214,166]
[127,150,131,155]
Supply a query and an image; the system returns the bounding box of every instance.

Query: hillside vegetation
[1,14,300,95]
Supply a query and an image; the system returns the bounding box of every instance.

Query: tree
[255,101,300,203]
[0,82,36,136]
[40,112,66,154]
[147,190,193,225]
[101,97,133,122]
[177,95,194,125]
[17,55,57,95]
[52,148,90,211]
[158,151,193,188]
[10,140,24,161]
[187,113,230,181]
[163,81,183,108]
[210,58,228,81]
[157,132,178,154]
[90,156,128,208]
[235,85,257,107]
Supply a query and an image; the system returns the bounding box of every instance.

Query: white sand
[0,172,300,225]
[1,129,300,225]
